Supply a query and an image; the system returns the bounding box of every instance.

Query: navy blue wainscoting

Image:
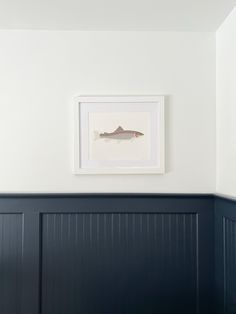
[0,194,214,314]
[215,196,236,314]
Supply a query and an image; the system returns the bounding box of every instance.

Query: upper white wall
[0,31,216,193]
[216,7,236,197]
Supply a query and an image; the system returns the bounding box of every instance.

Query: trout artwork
[95,126,144,141]
[75,95,164,174]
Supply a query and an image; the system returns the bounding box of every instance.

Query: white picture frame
[74,95,165,174]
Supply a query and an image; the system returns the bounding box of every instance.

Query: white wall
[0,31,216,193]
[216,7,236,197]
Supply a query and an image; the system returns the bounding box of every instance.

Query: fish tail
[94,131,100,141]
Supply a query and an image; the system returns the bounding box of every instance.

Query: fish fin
[114,126,124,132]
[94,131,100,141]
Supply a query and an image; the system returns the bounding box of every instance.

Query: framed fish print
[74,96,165,174]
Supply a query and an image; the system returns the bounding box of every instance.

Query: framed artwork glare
[74,96,165,174]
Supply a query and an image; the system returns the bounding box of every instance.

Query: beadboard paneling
[0,194,214,314]
[215,197,236,314]
[41,213,199,314]
[0,214,23,314]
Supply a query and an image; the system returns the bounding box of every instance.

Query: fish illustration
[95,126,144,140]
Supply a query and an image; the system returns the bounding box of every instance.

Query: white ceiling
[0,0,235,31]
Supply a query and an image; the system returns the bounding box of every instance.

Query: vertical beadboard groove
[196,213,199,314]
[223,216,226,314]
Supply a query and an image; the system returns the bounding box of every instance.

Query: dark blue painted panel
[41,213,199,314]
[0,194,215,314]
[215,197,236,314]
[0,214,23,314]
